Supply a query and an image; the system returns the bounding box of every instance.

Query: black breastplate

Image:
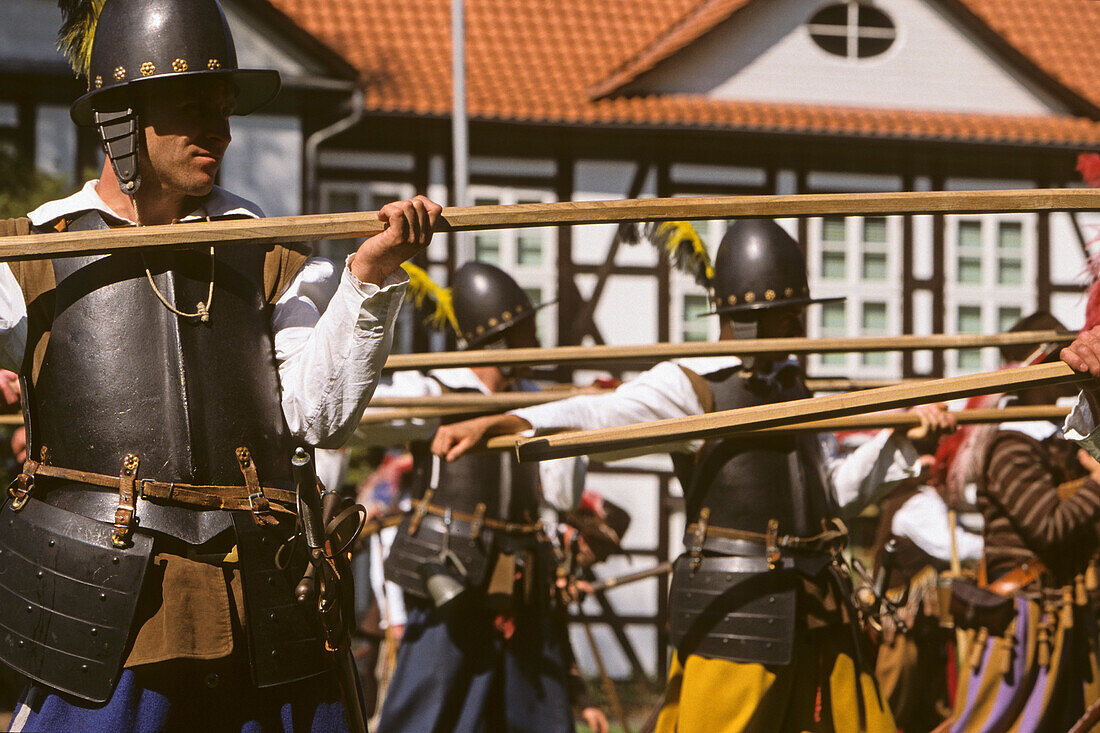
[25,210,295,539]
[675,365,836,536]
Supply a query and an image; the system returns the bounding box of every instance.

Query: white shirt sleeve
[827,429,922,519]
[0,264,28,373]
[538,456,588,513]
[511,361,706,460]
[275,257,408,448]
[890,488,984,563]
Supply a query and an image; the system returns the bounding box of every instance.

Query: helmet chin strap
[94,107,142,197]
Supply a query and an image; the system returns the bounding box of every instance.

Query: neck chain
[132,196,215,323]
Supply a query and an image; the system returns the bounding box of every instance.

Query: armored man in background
[435,220,956,732]
[0,0,440,729]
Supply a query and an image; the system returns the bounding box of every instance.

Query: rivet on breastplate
[35,571,43,578]
[24,605,31,613]
[725,574,733,582]
[268,611,277,622]
[47,539,54,547]
[768,596,775,603]
[81,664,88,672]
[90,628,98,637]
[17,640,24,648]
[267,576,276,586]
[271,649,279,658]
[112,557,120,565]
[99,593,107,601]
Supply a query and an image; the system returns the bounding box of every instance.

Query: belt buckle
[7,474,32,511]
[247,490,268,515]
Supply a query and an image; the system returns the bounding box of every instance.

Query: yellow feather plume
[57,0,106,79]
[649,221,715,287]
[401,263,459,334]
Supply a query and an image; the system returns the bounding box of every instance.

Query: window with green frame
[821,216,846,280]
[820,300,846,366]
[860,302,887,367]
[997,222,1023,286]
[956,221,982,284]
[957,305,983,371]
[682,294,711,342]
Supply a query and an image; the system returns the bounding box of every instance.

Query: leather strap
[112,453,139,548]
[684,515,848,555]
[409,497,544,535]
[12,457,296,516]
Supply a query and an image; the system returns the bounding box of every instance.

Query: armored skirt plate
[668,554,797,667]
[0,497,153,702]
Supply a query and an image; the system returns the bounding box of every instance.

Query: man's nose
[204,113,231,144]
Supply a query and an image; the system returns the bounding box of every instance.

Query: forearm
[278,265,407,447]
[831,429,922,518]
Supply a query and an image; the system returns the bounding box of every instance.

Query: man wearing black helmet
[0,0,439,730]
[355,261,607,733]
[434,220,955,732]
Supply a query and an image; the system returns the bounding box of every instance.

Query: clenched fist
[349,195,443,286]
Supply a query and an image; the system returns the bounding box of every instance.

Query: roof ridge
[589,0,752,100]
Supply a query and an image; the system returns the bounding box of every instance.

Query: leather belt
[407,490,544,538]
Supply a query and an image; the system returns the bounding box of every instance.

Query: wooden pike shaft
[3,189,1098,261]
[513,362,1090,461]
[588,562,674,594]
[383,330,1073,371]
[481,405,1071,452]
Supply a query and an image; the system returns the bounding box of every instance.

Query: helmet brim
[71,68,282,126]
[698,295,846,317]
[461,300,557,350]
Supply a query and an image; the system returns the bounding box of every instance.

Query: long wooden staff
[512,362,1090,461]
[480,405,1072,452]
[4,189,1097,261]
[382,331,1073,372]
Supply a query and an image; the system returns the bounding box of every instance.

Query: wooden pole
[513,362,1090,461]
[382,330,1072,372]
[3,189,1098,261]
[479,405,1070,452]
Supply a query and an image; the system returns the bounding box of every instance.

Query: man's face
[755,306,806,340]
[138,78,236,197]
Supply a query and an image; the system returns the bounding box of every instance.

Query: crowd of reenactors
[2,0,1100,731]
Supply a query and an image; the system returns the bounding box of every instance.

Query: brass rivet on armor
[744,292,756,303]
[502,311,511,321]
[267,577,276,586]
[99,593,107,601]
[113,66,126,80]
[172,58,188,72]
[475,326,485,335]
[268,612,277,622]
[81,664,88,672]
[94,75,103,88]
[35,571,42,578]
[784,287,794,298]
[765,289,776,301]
[17,640,23,648]
[112,557,119,565]
[207,58,221,70]
[47,539,54,547]
[488,318,498,327]
[728,295,737,305]
[515,304,524,313]
[90,628,98,636]
[140,61,156,76]
[271,649,278,657]
[25,605,31,613]
[768,596,775,603]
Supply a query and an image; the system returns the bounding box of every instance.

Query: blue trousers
[377,596,575,733]
[8,657,348,733]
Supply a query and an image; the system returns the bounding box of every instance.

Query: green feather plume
[623,220,714,288]
[57,0,106,79]
[401,263,459,334]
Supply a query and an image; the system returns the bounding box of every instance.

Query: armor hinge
[689,507,710,575]
[409,489,434,535]
[765,518,781,570]
[112,453,140,548]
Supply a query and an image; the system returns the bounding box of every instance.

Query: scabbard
[335,642,370,733]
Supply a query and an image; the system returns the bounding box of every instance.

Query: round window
[807,2,897,59]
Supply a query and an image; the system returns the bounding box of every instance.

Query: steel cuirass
[668,363,839,666]
[0,210,322,701]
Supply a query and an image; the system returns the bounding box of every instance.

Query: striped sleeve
[984,433,1100,551]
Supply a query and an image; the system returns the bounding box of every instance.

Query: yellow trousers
[655,630,895,733]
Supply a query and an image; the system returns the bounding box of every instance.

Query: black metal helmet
[707,219,842,317]
[64,0,281,126]
[451,262,551,349]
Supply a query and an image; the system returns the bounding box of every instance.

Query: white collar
[428,368,491,394]
[27,180,264,227]
[674,355,743,376]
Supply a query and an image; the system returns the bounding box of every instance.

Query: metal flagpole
[452,0,468,258]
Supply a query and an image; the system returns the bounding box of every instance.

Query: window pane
[862,252,887,280]
[998,222,1022,249]
[957,257,981,284]
[809,4,848,25]
[998,307,1022,333]
[326,191,359,212]
[857,35,893,58]
[517,231,544,265]
[861,302,887,367]
[958,349,982,371]
[997,259,1022,286]
[683,295,710,342]
[821,302,845,366]
[474,234,501,264]
[863,217,887,243]
[474,196,500,207]
[523,288,545,341]
[822,217,846,243]
[822,250,846,279]
[958,306,982,333]
[958,221,982,249]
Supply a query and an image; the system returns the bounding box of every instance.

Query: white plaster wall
[573,161,657,267]
[627,0,1068,115]
[221,113,302,217]
[223,1,317,77]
